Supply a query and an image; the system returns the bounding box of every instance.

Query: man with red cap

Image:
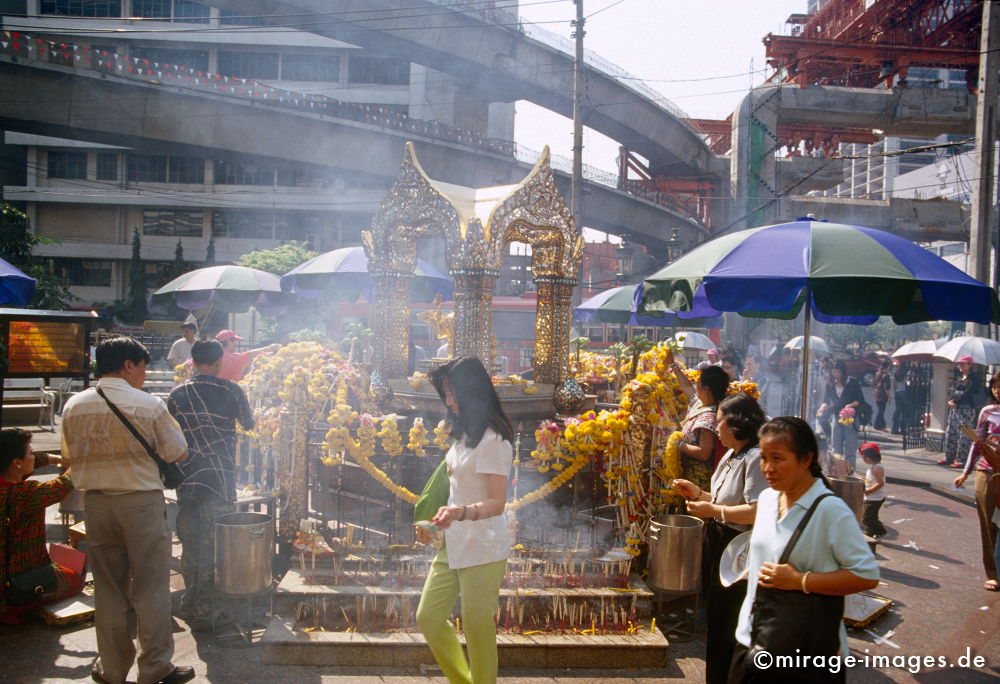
[214,330,280,382]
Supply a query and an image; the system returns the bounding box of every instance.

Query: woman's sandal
[984,580,999,592]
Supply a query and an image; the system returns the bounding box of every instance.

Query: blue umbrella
[638,219,1000,416]
[0,257,36,306]
[575,284,722,328]
[280,246,453,302]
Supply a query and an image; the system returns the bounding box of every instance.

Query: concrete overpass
[196,0,716,179]
[0,55,703,250]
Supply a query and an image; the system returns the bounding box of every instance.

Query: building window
[96,153,118,181]
[212,209,322,240]
[142,209,204,237]
[132,0,208,23]
[218,51,279,80]
[212,210,275,239]
[129,47,209,72]
[48,258,113,287]
[40,1,121,17]
[128,154,167,182]
[213,160,275,186]
[144,262,174,289]
[168,156,205,184]
[220,9,266,26]
[48,151,87,180]
[281,54,340,82]
[348,56,410,85]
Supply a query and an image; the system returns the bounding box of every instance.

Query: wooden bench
[2,378,56,430]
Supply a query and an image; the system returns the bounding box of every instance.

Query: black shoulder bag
[3,487,59,605]
[749,493,844,664]
[96,387,185,490]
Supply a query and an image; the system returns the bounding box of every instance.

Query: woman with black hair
[0,428,82,625]
[728,417,879,684]
[816,360,863,469]
[670,361,730,493]
[416,356,514,684]
[673,393,768,684]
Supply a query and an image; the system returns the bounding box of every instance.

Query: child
[860,442,887,538]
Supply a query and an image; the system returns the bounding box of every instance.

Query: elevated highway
[195,0,716,179]
[0,55,704,250]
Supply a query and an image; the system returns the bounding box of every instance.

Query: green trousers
[416,546,507,684]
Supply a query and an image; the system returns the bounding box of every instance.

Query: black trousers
[862,499,886,537]
[704,521,747,684]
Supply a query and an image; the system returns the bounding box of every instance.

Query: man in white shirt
[166,322,197,368]
[62,337,194,684]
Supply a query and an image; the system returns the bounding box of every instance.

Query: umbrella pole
[799,290,812,420]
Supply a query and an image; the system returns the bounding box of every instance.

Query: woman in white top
[417,356,514,684]
[673,392,768,684]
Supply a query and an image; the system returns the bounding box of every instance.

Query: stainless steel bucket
[828,476,865,525]
[647,514,705,593]
[215,512,274,595]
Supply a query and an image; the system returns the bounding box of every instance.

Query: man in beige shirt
[62,337,194,684]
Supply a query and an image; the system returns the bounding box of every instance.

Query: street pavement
[3,417,999,683]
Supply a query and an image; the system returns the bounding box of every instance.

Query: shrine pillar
[372,272,414,379]
[534,276,576,384]
[451,270,497,366]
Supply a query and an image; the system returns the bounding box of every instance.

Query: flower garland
[377,416,404,457]
[838,407,855,425]
[407,417,430,457]
[432,420,452,450]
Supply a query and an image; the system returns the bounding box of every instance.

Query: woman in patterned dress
[0,428,83,624]
[671,364,730,493]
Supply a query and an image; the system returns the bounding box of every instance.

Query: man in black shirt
[167,340,254,631]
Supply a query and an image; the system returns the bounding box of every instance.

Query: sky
[514,0,804,172]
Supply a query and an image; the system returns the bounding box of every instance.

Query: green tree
[166,239,187,281]
[0,203,77,310]
[236,241,319,339]
[118,228,148,324]
[205,236,216,265]
[236,241,317,275]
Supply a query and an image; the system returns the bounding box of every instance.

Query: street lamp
[666,228,685,263]
[616,239,639,284]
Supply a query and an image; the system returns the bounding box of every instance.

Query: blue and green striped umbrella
[639,220,999,325]
[638,219,1000,417]
[575,284,722,328]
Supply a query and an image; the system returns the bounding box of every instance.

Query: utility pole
[571,0,585,307]
[969,0,1000,337]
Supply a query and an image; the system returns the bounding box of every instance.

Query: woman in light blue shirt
[729,417,879,684]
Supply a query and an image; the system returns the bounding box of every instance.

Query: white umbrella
[933,336,1000,365]
[784,335,829,354]
[674,330,715,351]
[892,338,947,362]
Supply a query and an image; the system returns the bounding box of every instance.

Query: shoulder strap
[96,387,157,459]
[777,492,835,565]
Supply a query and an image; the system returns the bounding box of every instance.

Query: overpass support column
[730,85,783,231]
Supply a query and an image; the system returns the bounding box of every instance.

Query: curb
[885,475,977,507]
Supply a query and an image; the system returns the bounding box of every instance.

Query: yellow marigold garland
[407,417,430,457]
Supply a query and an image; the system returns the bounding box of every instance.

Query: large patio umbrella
[153,265,287,315]
[0,257,36,306]
[638,219,1000,416]
[933,336,1000,366]
[280,246,453,302]
[574,284,722,327]
[891,338,947,362]
[784,335,829,354]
